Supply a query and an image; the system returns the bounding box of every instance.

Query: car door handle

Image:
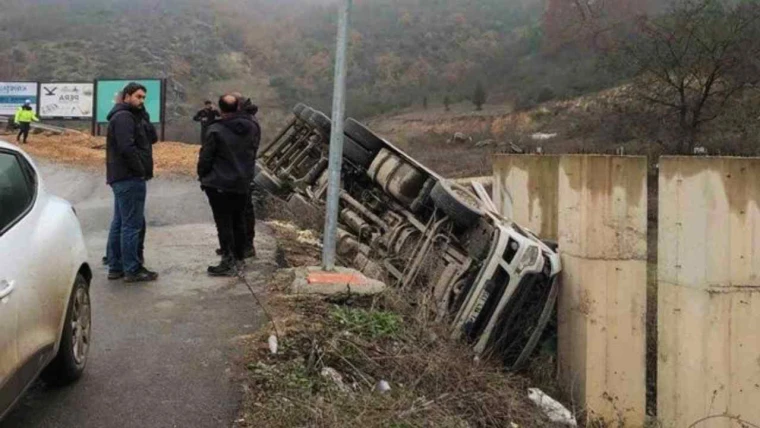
[0,280,15,300]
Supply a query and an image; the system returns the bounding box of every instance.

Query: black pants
[205,188,247,261]
[17,122,30,143]
[244,190,255,250]
[200,126,209,144]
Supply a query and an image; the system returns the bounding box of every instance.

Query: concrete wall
[493,155,561,240]
[557,155,648,425]
[658,157,760,428]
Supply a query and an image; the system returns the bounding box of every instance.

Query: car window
[0,151,35,234]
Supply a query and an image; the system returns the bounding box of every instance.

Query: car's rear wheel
[42,273,91,386]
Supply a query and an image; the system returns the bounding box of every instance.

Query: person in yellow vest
[14,100,39,144]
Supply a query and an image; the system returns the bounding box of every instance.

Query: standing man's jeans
[205,188,247,261]
[107,178,147,274]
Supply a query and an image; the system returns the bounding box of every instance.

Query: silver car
[0,141,92,420]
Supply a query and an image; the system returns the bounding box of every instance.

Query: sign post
[321,0,353,271]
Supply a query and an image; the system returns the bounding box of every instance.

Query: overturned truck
[253,104,561,369]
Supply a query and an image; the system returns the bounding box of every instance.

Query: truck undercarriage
[253,104,561,370]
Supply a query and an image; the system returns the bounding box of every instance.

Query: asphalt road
[1,162,279,428]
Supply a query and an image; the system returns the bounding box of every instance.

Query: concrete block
[493,155,561,240]
[658,157,760,428]
[291,266,387,296]
[558,156,647,261]
[557,155,648,426]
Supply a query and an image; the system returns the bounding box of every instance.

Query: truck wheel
[430,180,484,228]
[254,169,289,197]
[297,106,315,122]
[42,274,91,386]
[292,103,307,117]
[310,110,332,134]
[343,137,374,169]
[344,118,386,153]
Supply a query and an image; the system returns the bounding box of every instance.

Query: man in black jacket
[199,94,259,276]
[105,82,159,283]
[229,92,261,259]
[193,100,220,142]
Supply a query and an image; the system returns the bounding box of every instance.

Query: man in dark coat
[193,100,220,142]
[198,94,259,276]
[229,92,261,259]
[105,82,159,283]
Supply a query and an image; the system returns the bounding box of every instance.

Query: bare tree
[617,0,760,153]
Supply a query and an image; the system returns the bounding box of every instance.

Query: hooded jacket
[106,103,155,184]
[197,112,260,194]
[14,106,38,123]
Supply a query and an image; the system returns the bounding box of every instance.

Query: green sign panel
[95,79,162,123]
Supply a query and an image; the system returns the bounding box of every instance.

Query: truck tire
[430,180,484,228]
[297,106,315,122]
[254,169,289,198]
[292,103,307,117]
[344,118,385,153]
[310,110,332,134]
[343,137,374,169]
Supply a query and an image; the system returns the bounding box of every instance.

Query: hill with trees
[2,0,755,156]
[0,0,624,140]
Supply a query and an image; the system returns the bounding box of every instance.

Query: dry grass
[235,221,566,428]
[0,130,200,177]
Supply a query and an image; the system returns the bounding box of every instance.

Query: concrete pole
[322,0,352,270]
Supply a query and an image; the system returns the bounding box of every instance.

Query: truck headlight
[516,245,539,273]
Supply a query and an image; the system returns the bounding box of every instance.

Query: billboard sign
[94,79,163,124]
[0,82,38,116]
[39,83,94,118]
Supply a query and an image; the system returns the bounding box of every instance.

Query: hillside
[368,85,760,178]
[0,0,642,142]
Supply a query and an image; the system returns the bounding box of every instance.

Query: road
[1,162,279,428]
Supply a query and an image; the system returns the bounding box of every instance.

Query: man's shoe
[125,267,159,283]
[244,247,256,259]
[207,259,236,277]
[215,248,223,256]
[108,271,124,280]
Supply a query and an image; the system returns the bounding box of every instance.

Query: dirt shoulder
[1,130,200,177]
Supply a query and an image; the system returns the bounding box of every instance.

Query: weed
[329,306,402,339]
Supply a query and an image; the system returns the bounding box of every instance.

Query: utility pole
[321,0,352,270]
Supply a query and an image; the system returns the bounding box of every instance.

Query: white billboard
[39,83,94,118]
[0,82,38,116]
